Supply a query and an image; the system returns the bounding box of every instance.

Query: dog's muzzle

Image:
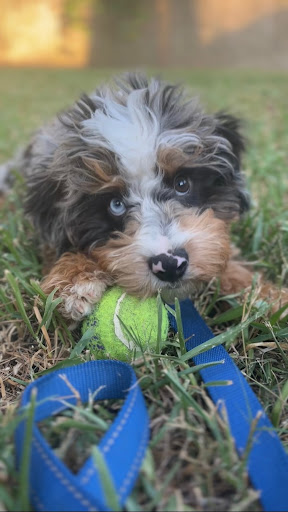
[148,248,189,282]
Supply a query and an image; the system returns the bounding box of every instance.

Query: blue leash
[170,300,288,512]
[15,299,288,511]
[15,360,149,511]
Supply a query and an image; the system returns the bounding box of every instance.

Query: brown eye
[174,175,190,195]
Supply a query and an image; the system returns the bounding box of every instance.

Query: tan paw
[61,280,107,321]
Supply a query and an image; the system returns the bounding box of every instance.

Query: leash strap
[169,299,288,512]
[15,360,149,511]
[15,300,288,511]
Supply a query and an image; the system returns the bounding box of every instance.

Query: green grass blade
[209,305,244,325]
[203,380,233,387]
[5,270,36,337]
[174,298,186,356]
[178,360,225,376]
[271,379,288,427]
[164,369,213,425]
[69,327,96,358]
[37,357,83,376]
[156,292,163,354]
[18,389,37,511]
[180,304,270,362]
[91,446,121,512]
[39,288,62,331]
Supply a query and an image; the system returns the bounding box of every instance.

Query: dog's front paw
[41,251,111,321]
[61,280,107,321]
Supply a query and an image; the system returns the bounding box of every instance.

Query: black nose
[148,249,189,282]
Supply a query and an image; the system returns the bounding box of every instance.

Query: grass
[0,67,288,511]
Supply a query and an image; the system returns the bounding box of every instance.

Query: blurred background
[1,0,288,70]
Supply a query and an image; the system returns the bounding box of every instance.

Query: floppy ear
[214,113,246,170]
[212,113,250,215]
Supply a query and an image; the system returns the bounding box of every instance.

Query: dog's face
[26,73,249,299]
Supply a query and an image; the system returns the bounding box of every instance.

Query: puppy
[3,72,287,320]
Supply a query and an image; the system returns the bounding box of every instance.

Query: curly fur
[22,72,249,254]
[3,72,286,321]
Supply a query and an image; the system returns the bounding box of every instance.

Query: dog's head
[28,73,250,299]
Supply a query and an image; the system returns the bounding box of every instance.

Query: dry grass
[0,68,288,511]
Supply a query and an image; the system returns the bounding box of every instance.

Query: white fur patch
[63,281,107,321]
[158,130,202,152]
[133,198,192,259]
[70,281,106,302]
[81,89,160,181]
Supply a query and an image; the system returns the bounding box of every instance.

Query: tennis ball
[82,287,169,362]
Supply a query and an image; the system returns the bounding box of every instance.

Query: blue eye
[109,198,126,216]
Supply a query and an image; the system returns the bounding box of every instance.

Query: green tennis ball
[82,286,169,362]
